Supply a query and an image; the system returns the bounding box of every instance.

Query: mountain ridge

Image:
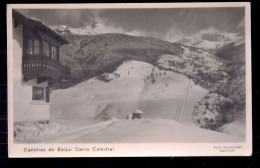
[51,24,145,37]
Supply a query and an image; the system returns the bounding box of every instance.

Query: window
[34,40,40,54]
[32,87,50,102]
[44,41,58,61]
[51,45,58,60]
[32,87,44,100]
[43,41,50,57]
[26,39,40,55]
[27,39,33,54]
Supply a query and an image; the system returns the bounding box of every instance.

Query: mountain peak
[51,23,145,37]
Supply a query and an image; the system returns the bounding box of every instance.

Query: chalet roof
[13,9,70,45]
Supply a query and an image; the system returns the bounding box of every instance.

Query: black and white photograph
[7,3,252,157]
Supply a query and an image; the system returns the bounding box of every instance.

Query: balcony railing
[23,55,70,80]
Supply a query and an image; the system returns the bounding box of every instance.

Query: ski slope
[51,60,207,125]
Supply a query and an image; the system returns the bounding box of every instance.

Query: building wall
[13,20,50,123]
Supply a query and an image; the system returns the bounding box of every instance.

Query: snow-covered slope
[175,28,244,50]
[50,24,145,36]
[51,60,207,125]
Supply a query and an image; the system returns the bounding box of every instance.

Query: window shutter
[46,87,50,103]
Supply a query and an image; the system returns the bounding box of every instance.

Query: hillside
[215,42,245,62]
[49,60,244,140]
[56,33,245,133]
[59,33,226,86]
[60,33,183,82]
[51,61,207,122]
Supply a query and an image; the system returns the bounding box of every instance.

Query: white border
[7,2,252,157]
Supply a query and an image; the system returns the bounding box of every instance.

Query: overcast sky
[18,8,245,41]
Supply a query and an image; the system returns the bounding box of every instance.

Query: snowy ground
[216,112,246,139]
[15,60,243,143]
[70,119,243,143]
[17,118,242,143]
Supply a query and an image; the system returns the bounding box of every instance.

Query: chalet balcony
[22,55,70,81]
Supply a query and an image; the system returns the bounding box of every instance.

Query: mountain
[51,24,145,36]
[175,28,244,50]
[58,33,227,87]
[54,32,245,132]
[59,33,183,80]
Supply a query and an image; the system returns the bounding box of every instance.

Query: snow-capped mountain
[175,28,244,50]
[50,23,145,37]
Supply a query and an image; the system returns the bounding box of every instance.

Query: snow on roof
[134,109,143,114]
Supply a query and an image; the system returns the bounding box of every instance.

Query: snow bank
[14,121,68,142]
[15,118,242,143]
[71,119,242,143]
[21,118,116,143]
[217,120,246,139]
[14,117,116,143]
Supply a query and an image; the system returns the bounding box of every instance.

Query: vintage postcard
[7,3,252,157]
